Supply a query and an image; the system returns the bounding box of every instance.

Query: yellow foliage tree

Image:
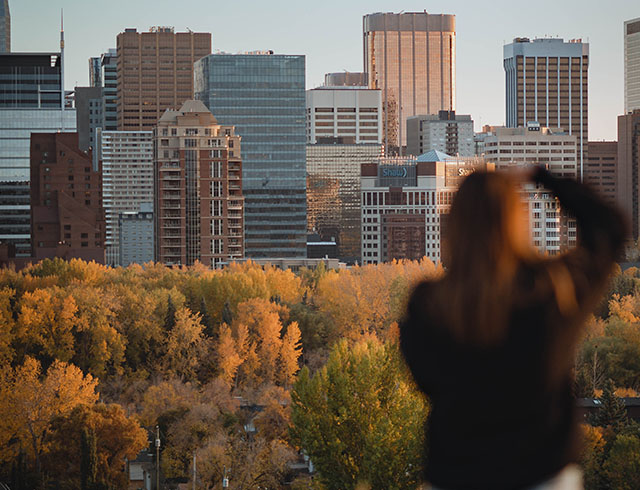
[279,321,302,386]
[163,307,206,380]
[17,287,78,362]
[0,357,98,471]
[216,323,243,387]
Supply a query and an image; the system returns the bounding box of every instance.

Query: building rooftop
[416,149,454,162]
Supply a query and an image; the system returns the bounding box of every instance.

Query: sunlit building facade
[360,151,487,265]
[307,143,382,264]
[363,12,456,153]
[117,27,211,131]
[154,100,244,268]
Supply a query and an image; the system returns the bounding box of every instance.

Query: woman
[400,167,626,490]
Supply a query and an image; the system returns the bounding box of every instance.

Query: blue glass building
[195,53,307,258]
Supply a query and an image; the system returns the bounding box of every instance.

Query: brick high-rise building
[363,12,456,153]
[504,38,589,179]
[155,100,243,268]
[617,110,640,239]
[585,141,617,206]
[117,27,211,131]
[30,132,105,263]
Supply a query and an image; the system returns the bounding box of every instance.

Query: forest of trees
[1,257,640,488]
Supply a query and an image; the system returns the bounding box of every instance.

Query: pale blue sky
[10,0,639,140]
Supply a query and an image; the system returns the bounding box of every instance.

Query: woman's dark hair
[439,171,540,344]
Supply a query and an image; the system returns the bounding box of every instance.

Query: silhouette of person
[400,167,626,490]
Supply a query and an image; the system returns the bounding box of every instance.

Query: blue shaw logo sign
[382,167,408,178]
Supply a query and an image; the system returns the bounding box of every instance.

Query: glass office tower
[195,53,307,258]
[0,52,75,256]
[0,0,9,53]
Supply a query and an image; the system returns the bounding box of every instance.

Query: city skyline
[8,0,638,141]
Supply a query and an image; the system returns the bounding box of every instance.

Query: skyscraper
[195,53,307,258]
[585,141,617,206]
[625,18,640,114]
[504,37,589,179]
[0,52,76,256]
[617,110,640,239]
[98,130,154,266]
[116,27,211,131]
[154,100,244,268]
[306,86,382,144]
[101,49,117,130]
[74,86,102,151]
[406,111,474,157]
[89,56,101,87]
[363,12,456,153]
[0,0,9,53]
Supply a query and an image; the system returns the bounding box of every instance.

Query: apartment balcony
[228,203,242,210]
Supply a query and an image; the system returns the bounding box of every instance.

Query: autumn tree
[16,287,79,363]
[0,357,98,474]
[291,339,428,490]
[45,403,148,489]
[163,307,206,380]
[279,321,302,386]
[215,323,243,387]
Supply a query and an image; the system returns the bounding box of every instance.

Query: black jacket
[400,170,626,490]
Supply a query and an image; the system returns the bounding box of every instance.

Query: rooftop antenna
[60,8,65,131]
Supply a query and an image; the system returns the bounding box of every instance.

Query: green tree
[80,428,97,490]
[165,295,177,330]
[603,433,640,490]
[591,379,629,429]
[222,300,233,326]
[291,339,428,490]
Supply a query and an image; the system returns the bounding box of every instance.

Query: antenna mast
[60,9,65,131]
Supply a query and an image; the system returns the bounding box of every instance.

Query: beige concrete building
[154,100,243,268]
[363,12,456,154]
[117,27,211,131]
[306,87,382,144]
[482,124,578,255]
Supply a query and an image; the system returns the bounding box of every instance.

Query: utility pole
[155,425,160,490]
[222,465,229,488]
[192,451,196,490]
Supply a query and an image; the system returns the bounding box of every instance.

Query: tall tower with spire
[0,0,10,53]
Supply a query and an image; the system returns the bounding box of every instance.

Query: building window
[210,161,221,178]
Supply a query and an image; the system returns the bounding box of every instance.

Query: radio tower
[60,9,65,130]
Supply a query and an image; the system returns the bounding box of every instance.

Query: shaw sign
[382,167,408,178]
